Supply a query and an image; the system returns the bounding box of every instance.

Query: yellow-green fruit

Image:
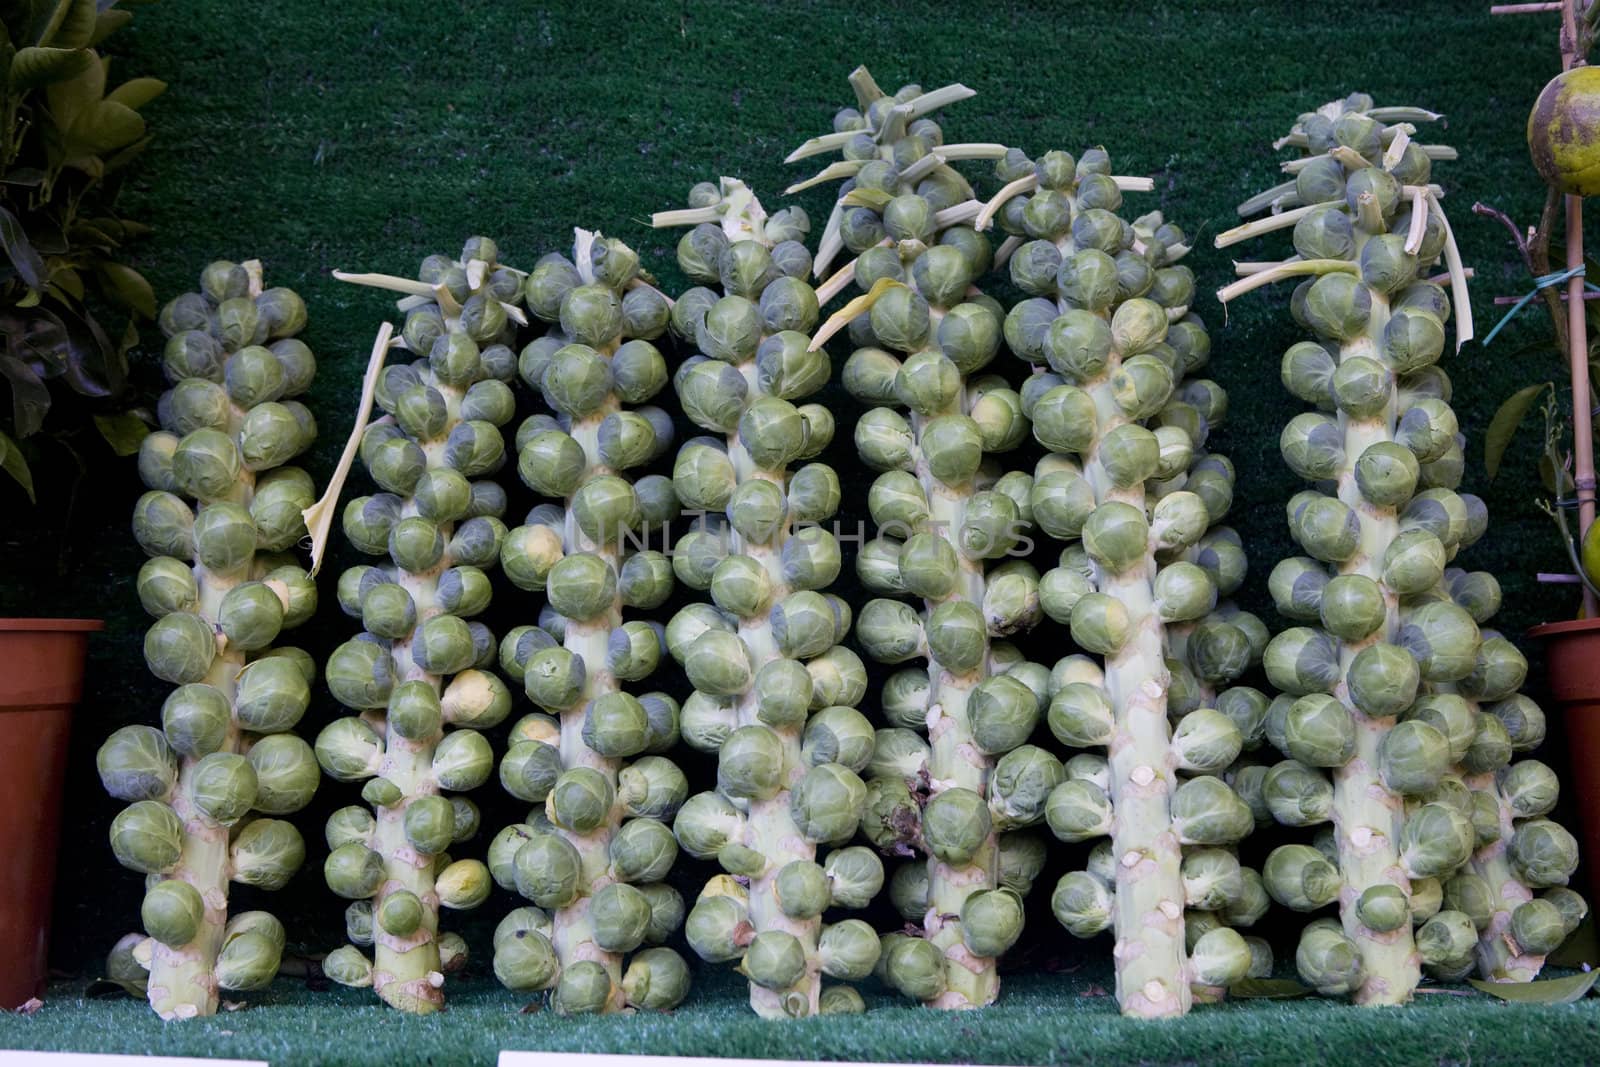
[1529,66,1600,196]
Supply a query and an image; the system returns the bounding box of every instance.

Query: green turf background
[3,0,1599,1059]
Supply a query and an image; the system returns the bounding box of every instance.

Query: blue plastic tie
[1482,263,1600,346]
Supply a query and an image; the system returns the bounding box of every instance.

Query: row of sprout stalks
[97,72,1586,1021]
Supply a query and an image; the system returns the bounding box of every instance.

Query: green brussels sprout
[553,960,615,1016]
[774,861,830,920]
[685,885,752,963]
[1172,776,1253,845]
[1377,720,1450,796]
[1396,601,1481,683]
[610,818,678,885]
[1046,779,1113,843]
[1051,869,1115,938]
[960,887,1025,958]
[822,846,884,910]
[790,762,867,844]
[1293,919,1364,995]
[1172,708,1244,774]
[1262,758,1333,827]
[1443,872,1497,932]
[143,611,217,685]
[741,930,807,992]
[1510,819,1581,888]
[226,817,304,890]
[323,840,385,900]
[511,831,584,910]
[1047,682,1115,748]
[1510,898,1569,956]
[621,947,690,1012]
[110,799,184,874]
[243,734,318,814]
[137,556,200,618]
[883,935,945,1002]
[715,724,784,802]
[1283,694,1356,768]
[969,674,1040,756]
[1416,909,1477,968]
[1400,802,1474,879]
[1263,843,1339,911]
[801,707,875,772]
[1501,760,1560,819]
[1070,593,1131,656]
[98,726,177,802]
[142,879,205,948]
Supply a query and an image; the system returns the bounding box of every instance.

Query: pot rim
[0,618,105,632]
[1529,616,1600,638]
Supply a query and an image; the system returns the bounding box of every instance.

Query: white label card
[500,1056,1001,1067]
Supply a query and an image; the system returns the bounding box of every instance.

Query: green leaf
[104,73,160,110]
[45,47,104,130]
[1486,383,1550,481]
[1468,970,1600,1004]
[10,44,90,89]
[72,98,142,154]
[85,7,128,46]
[45,0,93,47]
[33,0,73,45]
[97,261,151,317]
[92,410,145,455]
[0,204,46,290]
[0,350,50,435]
[0,428,35,502]
[1229,978,1313,999]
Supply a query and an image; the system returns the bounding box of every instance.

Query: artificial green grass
[2,0,1597,1056]
[2,966,1598,1067]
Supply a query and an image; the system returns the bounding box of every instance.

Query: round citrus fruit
[1528,66,1600,196]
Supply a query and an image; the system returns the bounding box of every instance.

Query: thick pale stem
[1078,345,1189,1019]
[1327,285,1421,1007]
[550,401,626,1014]
[146,634,243,1020]
[915,414,998,1010]
[728,416,820,1018]
[367,379,468,1015]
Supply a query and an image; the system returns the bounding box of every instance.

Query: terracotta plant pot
[0,618,102,1009]
[1531,616,1600,909]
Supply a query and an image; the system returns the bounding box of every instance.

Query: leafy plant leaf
[1230,978,1313,999]
[9,44,89,89]
[97,260,151,316]
[0,204,46,290]
[1486,383,1550,481]
[1468,971,1600,1004]
[86,6,125,44]
[48,0,95,48]
[45,47,104,129]
[68,98,141,155]
[0,349,50,435]
[0,428,35,501]
[48,298,118,397]
[104,73,160,110]
[92,410,144,454]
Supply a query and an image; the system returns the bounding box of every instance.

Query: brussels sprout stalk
[983,144,1263,1017]
[798,79,1044,1005]
[324,240,516,1012]
[109,261,321,1017]
[657,179,875,1017]
[495,227,689,1014]
[1223,95,1483,1005]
